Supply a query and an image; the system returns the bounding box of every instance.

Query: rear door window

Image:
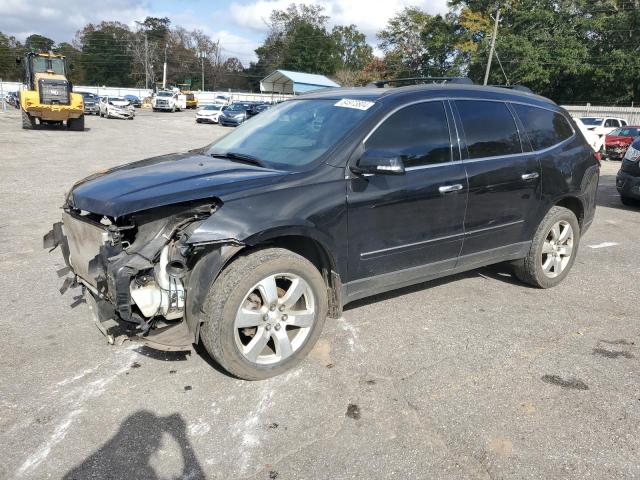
[512,104,573,151]
[455,100,522,159]
[365,101,451,167]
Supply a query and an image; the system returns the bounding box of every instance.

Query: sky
[0,0,450,65]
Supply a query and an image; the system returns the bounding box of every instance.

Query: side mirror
[350,150,405,175]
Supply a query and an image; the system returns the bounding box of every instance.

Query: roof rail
[368,77,474,88]
[489,84,533,94]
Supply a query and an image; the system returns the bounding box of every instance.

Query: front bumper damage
[44,201,228,351]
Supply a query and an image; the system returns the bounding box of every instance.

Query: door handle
[438,184,464,194]
[521,172,539,181]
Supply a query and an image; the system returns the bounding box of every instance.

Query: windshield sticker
[334,99,375,110]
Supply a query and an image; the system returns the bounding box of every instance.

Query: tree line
[1,1,638,104]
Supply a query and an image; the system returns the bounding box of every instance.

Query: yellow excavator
[18,51,84,130]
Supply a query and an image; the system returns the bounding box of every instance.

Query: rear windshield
[610,127,640,137]
[580,117,603,126]
[207,99,373,171]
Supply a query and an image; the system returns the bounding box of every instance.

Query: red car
[605,126,640,159]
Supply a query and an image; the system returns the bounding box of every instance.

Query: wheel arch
[554,195,585,228]
[186,229,343,343]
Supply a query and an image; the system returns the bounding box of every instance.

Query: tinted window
[605,119,620,128]
[513,104,573,150]
[456,100,521,159]
[365,101,451,167]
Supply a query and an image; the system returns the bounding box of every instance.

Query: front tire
[21,110,36,129]
[200,248,328,380]
[513,206,580,288]
[67,115,84,131]
[621,195,639,206]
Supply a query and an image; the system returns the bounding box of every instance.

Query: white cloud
[0,0,150,42]
[229,0,450,39]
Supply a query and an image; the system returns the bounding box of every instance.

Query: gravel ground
[1,107,639,480]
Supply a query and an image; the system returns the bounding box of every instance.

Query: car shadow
[344,263,526,311]
[62,410,206,480]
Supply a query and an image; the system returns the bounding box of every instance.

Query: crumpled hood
[69,151,286,217]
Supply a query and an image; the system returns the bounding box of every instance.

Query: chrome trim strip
[361,231,464,259]
[465,219,524,235]
[360,219,525,259]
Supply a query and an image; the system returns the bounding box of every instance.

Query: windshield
[31,56,65,75]
[203,105,221,110]
[227,103,250,112]
[610,127,640,137]
[580,117,603,126]
[158,91,173,97]
[108,97,124,102]
[207,99,374,171]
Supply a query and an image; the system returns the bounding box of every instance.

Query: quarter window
[455,100,522,159]
[513,104,573,151]
[365,101,451,168]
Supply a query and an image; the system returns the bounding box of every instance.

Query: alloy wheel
[541,220,574,278]
[233,273,315,365]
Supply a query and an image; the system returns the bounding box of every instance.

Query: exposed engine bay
[44,199,228,350]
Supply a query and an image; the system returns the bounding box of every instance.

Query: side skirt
[342,241,531,305]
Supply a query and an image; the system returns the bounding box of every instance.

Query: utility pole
[483,6,501,86]
[144,34,149,89]
[162,43,168,89]
[199,51,206,91]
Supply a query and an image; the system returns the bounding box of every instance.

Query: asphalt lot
[1,107,639,479]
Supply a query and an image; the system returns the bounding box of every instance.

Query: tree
[378,8,464,78]
[77,22,134,86]
[0,32,25,81]
[25,34,55,52]
[332,25,373,71]
[252,3,341,78]
[451,0,640,103]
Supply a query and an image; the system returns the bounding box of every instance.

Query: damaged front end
[44,199,224,351]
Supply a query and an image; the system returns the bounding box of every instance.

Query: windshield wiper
[210,152,265,168]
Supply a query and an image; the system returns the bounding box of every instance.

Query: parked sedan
[195,104,226,124]
[604,126,640,160]
[123,95,142,108]
[99,97,135,120]
[218,103,251,126]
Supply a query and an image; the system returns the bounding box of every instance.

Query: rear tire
[21,110,36,129]
[67,115,84,131]
[513,206,580,288]
[621,195,638,206]
[200,248,328,380]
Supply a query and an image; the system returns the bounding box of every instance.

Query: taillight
[593,151,601,164]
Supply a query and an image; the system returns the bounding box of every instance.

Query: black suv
[45,83,599,379]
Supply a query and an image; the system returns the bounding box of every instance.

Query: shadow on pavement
[62,410,206,480]
[344,263,525,311]
[598,174,640,211]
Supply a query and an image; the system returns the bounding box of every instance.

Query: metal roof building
[260,70,340,94]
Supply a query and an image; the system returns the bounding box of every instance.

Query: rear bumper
[616,169,640,199]
[84,105,99,114]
